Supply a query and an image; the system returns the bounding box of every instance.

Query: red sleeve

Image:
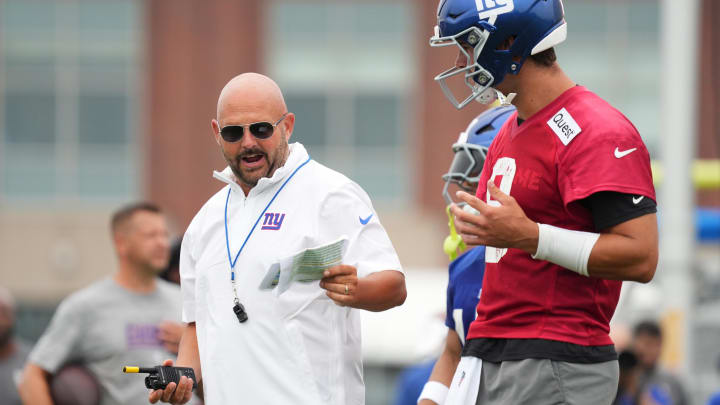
[557,119,655,206]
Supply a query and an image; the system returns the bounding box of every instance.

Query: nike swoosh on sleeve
[359,214,373,225]
[614,147,637,158]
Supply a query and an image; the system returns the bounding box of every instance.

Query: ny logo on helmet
[475,0,514,20]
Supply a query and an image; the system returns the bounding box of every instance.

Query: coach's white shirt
[180,143,402,405]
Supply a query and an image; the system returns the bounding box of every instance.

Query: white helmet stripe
[531,21,567,55]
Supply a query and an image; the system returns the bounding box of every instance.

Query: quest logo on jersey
[547,107,582,146]
[475,0,514,20]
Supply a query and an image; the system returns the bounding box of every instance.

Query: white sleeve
[180,229,197,323]
[317,182,403,278]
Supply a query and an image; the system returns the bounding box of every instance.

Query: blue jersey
[445,246,486,345]
[392,360,435,405]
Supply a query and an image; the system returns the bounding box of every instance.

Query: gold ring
[344,284,349,295]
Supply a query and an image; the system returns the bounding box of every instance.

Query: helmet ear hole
[496,35,516,51]
[476,124,494,135]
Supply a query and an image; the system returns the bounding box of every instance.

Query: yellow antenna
[122,366,153,373]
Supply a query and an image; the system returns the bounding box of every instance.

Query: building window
[267,1,415,207]
[0,0,142,202]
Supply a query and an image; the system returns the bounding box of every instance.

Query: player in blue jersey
[417,105,515,405]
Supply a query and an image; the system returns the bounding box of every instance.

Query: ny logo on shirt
[126,324,162,349]
[261,213,285,230]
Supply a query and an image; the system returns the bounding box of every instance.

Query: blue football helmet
[442,104,516,205]
[430,0,567,109]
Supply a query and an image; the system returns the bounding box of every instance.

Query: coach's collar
[213,142,309,196]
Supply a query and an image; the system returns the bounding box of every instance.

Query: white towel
[444,356,483,405]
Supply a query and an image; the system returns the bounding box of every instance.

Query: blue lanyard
[224,156,311,276]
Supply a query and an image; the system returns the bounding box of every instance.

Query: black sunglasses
[219,112,289,143]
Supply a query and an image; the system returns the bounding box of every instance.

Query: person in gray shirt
[633,320,690,405]
[0,286,31,405]
[19,203,188,405]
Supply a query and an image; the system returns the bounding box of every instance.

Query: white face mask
[429,24,499,109]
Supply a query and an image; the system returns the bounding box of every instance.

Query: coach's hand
[148,359,193,405]
[451,180,539,254]
[320,265,359,307]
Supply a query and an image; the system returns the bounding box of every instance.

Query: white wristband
[531,223,600,277]
[418,381,449,404]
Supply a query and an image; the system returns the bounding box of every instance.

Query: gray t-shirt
[28,278,183,405]
[0,340,31,405]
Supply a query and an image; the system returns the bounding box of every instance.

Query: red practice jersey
[467,86,656,346]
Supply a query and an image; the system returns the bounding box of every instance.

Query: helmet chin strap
[504,93,517,105]
[478,90,517,106]
[474,87,499,105]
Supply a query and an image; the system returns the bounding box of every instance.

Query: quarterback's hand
[320,265,359,307]
[148,359,193,405]
[451,180,539,254]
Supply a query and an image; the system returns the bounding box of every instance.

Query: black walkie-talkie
[123,366,197,390]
